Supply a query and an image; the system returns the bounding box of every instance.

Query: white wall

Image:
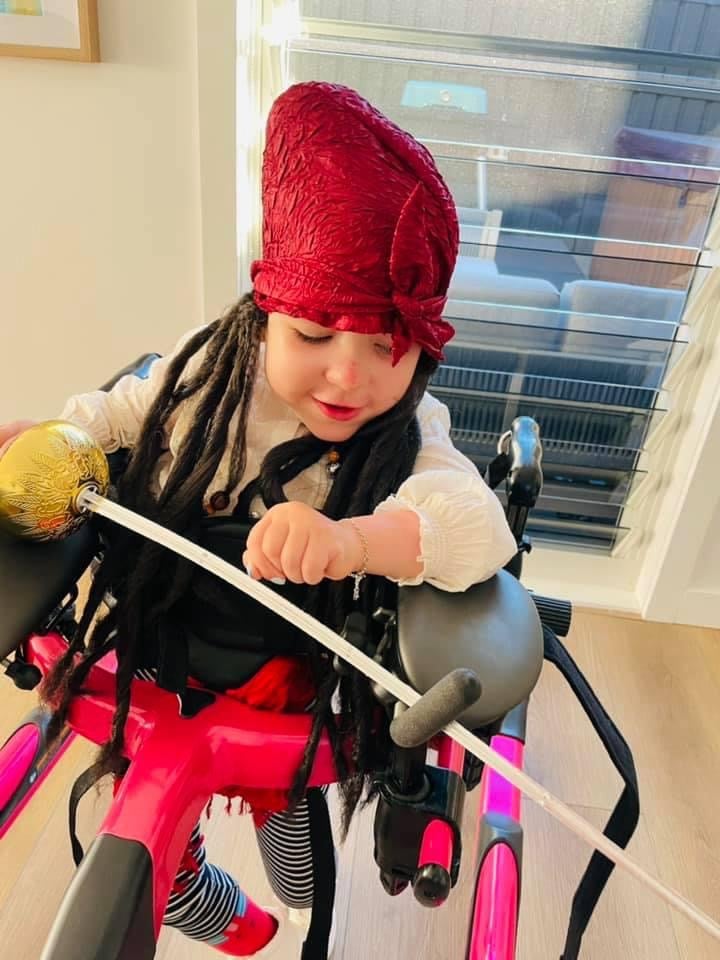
[0,0,237,422]
[637,286,720,627]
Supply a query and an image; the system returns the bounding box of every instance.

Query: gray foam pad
[396,570,543,729]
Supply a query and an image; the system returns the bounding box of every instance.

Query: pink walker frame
[1,627,526,959]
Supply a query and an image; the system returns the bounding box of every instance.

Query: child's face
[264,312,422,441]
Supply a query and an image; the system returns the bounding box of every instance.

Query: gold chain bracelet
[346,517,369,601]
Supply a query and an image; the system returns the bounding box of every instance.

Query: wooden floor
[2,610,720,959]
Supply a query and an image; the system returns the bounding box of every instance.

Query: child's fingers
[300,538,332,585]
[244,515,285,581]
[258,516,291,573]
[244,504,335,584]
[246,513,271,550]
[241,549,285,583]
[278,525,311,584]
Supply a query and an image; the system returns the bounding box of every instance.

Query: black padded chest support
[0,526,98,661]
[158,518,311,691]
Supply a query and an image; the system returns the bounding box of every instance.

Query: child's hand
[0,420,37,459]
[242,501,362,585]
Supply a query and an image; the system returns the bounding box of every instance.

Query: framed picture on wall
[0,0,98,61]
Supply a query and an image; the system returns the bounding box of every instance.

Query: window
[246,0,720,554]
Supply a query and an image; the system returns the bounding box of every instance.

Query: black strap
[542,625,640,960]
[485,451,512,491]
[156,618,190,694]
[234,477,260,519]
[234,442,335,518]
[68,764,107,866]
[301,788,337,960]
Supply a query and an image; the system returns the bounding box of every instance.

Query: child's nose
[325,359,360,391]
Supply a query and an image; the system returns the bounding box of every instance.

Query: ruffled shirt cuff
[374,471,517,592]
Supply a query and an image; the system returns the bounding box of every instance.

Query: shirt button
[208,491,230,513]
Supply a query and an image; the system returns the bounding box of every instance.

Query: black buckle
[4,652,42,690]
[41,584,80,634]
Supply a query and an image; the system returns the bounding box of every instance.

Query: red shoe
[212,906,305,958]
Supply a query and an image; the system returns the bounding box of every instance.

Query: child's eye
[375,342,393,356]
[295,330,332,345]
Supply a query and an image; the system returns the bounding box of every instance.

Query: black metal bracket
[373,765,466,894]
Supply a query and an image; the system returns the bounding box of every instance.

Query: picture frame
[0,0,99,62]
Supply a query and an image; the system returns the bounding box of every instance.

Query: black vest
[146,518,312,693]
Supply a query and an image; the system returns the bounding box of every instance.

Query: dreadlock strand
[40,546,117,708]
[119,323,219,497]
[287,669,339,809]
[43,611,121,744]
[158,310,263,513]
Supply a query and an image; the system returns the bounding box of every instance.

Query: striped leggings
[164,801,321,941]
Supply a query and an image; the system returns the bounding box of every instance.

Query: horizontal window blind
[261,0,720,551]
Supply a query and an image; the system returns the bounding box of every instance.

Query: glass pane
[435,156,719,251]
[444,303,689,339]
[527,492,622,524]
[440,313,688,395]
[525,518,629,552]
[450,240,709,297]
[457,430,649,475]
[537,439,648,472]
[299,1,720,65]
[535,466,645,508]
[289,50,720,163]
[435,365,665,411]
[440,392,658,453]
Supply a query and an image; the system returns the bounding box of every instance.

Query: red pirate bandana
[251,82,459,363]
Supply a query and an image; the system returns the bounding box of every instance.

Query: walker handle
[389,668,481,749]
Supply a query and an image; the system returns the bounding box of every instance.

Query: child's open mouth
[312,399,363,422]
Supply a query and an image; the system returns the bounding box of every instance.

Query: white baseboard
[664,589,720,630]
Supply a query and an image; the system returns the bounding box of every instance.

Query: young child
[0,82,516,957]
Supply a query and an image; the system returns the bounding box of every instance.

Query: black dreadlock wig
[41,292,437,834]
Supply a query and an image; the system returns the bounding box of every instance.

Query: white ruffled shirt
[59,329,517,592]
